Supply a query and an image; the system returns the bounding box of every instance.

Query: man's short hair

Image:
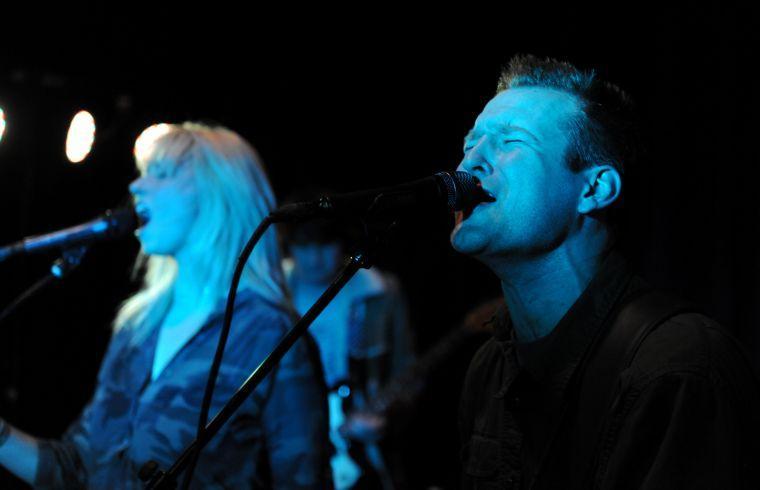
[498,54,637,175]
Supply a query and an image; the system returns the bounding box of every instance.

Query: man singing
[455,55,760,489]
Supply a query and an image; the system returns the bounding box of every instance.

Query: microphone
[270,171,494,223]
[0,206,138,262]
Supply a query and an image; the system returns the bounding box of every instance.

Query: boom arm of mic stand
[143,252,372,489]
[0,246,88,326]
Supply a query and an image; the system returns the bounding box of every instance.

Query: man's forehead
[473,86,581,135]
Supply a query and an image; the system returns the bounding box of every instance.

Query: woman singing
[0,123,330,488]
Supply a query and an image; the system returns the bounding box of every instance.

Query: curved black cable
[180,215,273,489]
[0,275,56,326]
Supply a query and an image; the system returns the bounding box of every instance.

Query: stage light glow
[65,110,96,163]
[0,108,6,144]
[134,123,171,161]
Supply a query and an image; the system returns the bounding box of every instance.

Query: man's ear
[577,165,622,214]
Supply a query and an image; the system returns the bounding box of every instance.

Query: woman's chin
[139,240,172,258]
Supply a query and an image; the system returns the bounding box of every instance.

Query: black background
[0,6,757,488]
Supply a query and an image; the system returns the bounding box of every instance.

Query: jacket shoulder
[627,312,759,396]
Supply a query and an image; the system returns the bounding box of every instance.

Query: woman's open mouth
[135,204,151,228]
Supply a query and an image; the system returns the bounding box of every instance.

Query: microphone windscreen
[436,171,491,211]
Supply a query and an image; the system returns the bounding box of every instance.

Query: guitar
[329,297,502,489]
[328,389,364,490]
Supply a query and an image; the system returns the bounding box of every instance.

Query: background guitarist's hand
[339,410,387,443]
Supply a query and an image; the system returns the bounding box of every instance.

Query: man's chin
[450,227,487,256]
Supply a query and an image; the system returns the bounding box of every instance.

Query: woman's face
[129,160,200,258]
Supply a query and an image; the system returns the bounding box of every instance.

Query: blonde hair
[115,122,289,332]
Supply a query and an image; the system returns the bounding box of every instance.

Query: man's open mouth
[461,188,496,220]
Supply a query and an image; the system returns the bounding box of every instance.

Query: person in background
[0,123,331,488]
[282,210,415,490]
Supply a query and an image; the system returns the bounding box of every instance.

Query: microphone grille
[436,171,483,211]
[105,206,139,236]
[435,171,459,209]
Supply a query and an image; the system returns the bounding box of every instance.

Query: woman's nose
[129,176,146,196]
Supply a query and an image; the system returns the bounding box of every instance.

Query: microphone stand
[0,246,88,326]
[0,246,88,411]
[141,251,373,489]
[142,194,403,488]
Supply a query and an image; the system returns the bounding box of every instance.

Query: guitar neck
[368,326,477,414]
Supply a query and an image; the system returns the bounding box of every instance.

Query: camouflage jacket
[36,290,331,489]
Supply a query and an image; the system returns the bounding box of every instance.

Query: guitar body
[329,296,504,489]
[329,390,396,489]
[329,392,363,489]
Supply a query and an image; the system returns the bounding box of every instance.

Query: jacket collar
[493,250,634,398]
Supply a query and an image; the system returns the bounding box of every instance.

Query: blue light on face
[452,87,584,260]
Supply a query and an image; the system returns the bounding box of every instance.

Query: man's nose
[459,138,493,178]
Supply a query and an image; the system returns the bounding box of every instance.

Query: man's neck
[492,240,608,343]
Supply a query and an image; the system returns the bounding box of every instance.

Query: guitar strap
[572,289,696,487]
